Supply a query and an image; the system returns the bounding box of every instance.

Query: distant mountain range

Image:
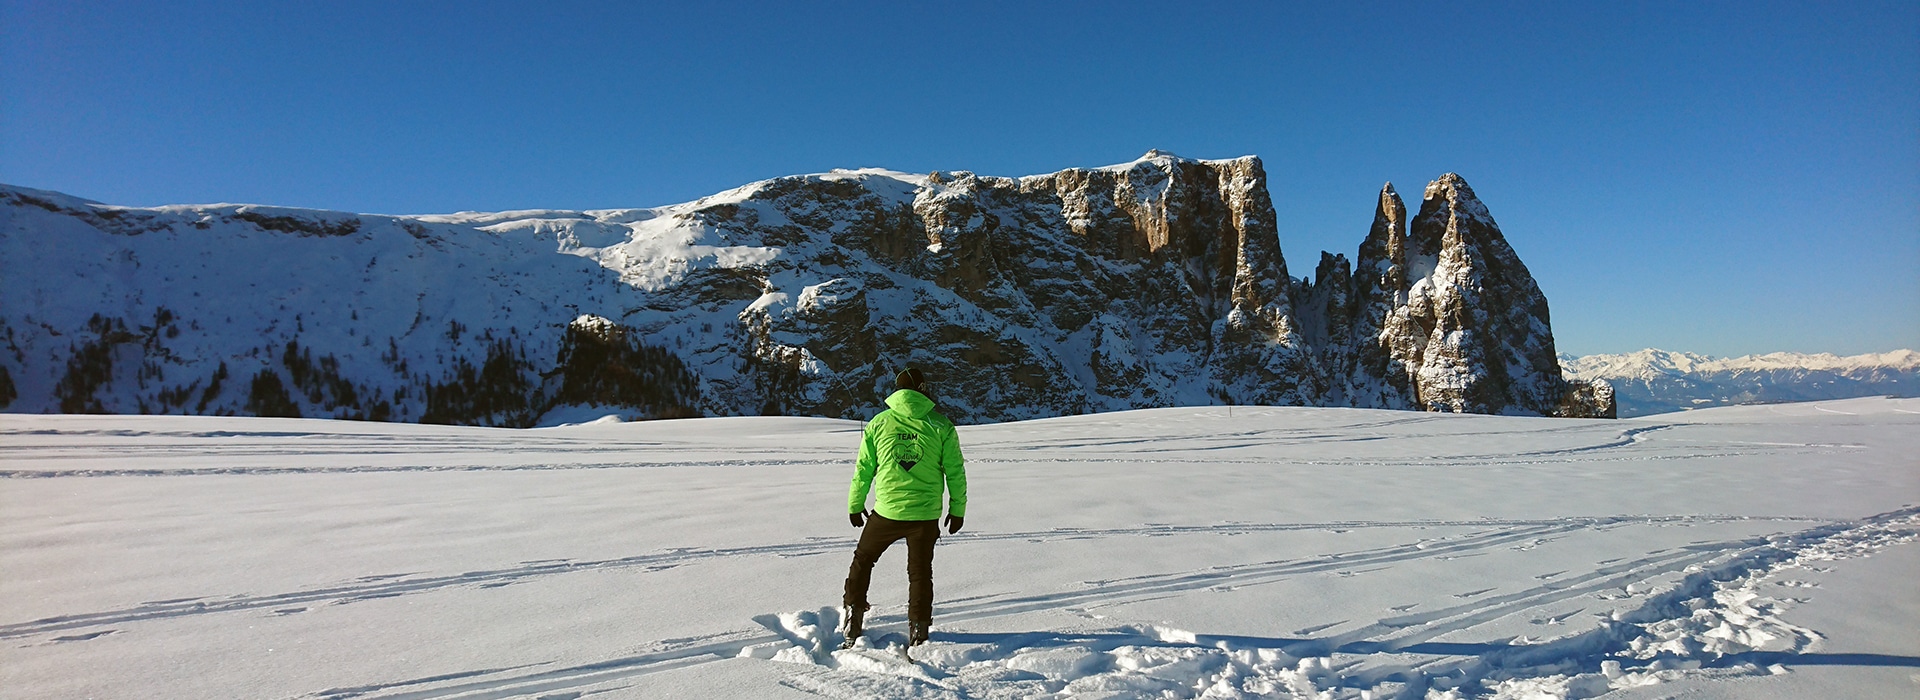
[1,152,1611,425]
[1560,349,1920,417]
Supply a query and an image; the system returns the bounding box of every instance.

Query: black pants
[843,514,939,626]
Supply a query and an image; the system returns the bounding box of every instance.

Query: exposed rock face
[1296,176,1612,418]
[1392,174,1606,416]
[1345,184,1415,410]
[0,154,1612,424]
[711,154,1318,423]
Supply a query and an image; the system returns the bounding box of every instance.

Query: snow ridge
[1562,348,1920,417]
[1,155,1609,425]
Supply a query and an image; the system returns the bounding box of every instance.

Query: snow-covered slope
[2,398,1914,698]
[1,153,1610,425]
[1562,349,1920,417]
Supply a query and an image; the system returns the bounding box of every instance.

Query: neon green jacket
[848,389,967,521]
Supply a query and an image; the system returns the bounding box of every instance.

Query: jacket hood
[885,389,936,418]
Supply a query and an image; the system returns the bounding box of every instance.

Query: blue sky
[3,1,1915,358]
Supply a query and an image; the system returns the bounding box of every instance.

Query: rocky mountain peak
[1370,173,1610,417]
[1340,182,1415,409]
[0,158,1612,425]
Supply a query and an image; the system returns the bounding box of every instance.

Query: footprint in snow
[1294,620,1346,635]
[139,597,202,607]
[52,630,116,643]
[1454,588,1496,598]
[1529,609,1584,625]
[338,592,402,603]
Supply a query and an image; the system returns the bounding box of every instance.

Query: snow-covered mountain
[0,152,1611,425]
[1561,348,1920,417]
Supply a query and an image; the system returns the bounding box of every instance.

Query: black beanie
[896,367,924,391]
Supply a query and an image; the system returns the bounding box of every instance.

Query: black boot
[839,606,867,649]
[909,620,929,646]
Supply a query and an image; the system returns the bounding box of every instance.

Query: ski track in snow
[0,419,1860,479]
[275,507,1920,700]
[6,401,1915,698]
[0,515,1821,642]
[9,507,1901,697]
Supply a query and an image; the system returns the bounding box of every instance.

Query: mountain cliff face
[0,152,1611,425]
[1296,177,1613,417]
[1562,349,1919,417]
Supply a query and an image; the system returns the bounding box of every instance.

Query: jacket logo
[895,431,922,472]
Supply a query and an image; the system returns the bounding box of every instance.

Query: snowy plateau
[2,398,1917,699]
[4,156,1914,699]
[1561,349,1920,418]
[0,152,1610,427]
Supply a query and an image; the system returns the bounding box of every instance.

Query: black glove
[850,511,865,528]
[944,515,964,534]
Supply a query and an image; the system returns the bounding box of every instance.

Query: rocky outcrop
[0,155,1612,425]
[1344,183,1416,410]
[1292,175,1610,418]
[1386,174,1606,416]
[715,153,1320,423]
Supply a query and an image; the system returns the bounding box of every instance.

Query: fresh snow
[1563,349,1920,417]
[1083,149,1254,175]
[3,397,1916,698]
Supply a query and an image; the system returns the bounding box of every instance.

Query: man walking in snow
[842,367,967,649]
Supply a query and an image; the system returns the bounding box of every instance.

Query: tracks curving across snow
[0,416,1853,479]
[0,514,1818,643]
[273,507,1919,699]
[7,403,1916,698]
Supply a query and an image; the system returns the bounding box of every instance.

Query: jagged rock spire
[1345,183,1415,409]
[1398,173,1572,414]
[1285,174,1609,417]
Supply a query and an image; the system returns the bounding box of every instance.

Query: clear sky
[4,1,1915,358]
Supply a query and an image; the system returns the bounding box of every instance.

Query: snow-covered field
[3,398,1916,699]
